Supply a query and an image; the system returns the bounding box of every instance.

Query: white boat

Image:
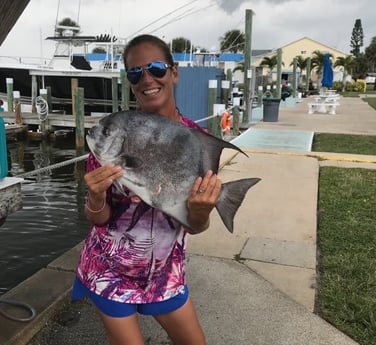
[0,24,127,114]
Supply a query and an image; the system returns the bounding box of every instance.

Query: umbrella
[321,53,333,88]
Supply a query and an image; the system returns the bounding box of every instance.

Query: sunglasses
[126,61,172,85]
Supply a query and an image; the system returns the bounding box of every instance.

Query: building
[251,37,350,87]
[173,37,350,89]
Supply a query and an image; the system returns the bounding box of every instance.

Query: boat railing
[0,55,53,67]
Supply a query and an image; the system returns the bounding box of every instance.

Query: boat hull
[0,67,123,114]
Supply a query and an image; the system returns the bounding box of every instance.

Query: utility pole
[276,48,282,99]
[243,9,254,124]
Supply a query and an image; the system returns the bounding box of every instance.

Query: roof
[280,36,350,56]
[173,51,263,63]
[0,0,30,45]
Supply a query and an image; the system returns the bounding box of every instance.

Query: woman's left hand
[186,170,222,233]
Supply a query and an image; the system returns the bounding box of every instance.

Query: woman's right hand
[84,164,123,207]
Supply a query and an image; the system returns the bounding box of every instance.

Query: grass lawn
[317,167,376,345]
[311,106,376,345]
[363,97,376,110]
[312,97,376,155]
[312,133,376,155]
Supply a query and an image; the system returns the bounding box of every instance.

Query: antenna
[55,0,61,29]
[77,0,81,25]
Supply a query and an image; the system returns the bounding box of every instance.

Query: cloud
[0,0,375,58]
[215,0,249,13]
[214,0,293,14]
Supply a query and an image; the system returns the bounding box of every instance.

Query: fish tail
[215,178,261,233]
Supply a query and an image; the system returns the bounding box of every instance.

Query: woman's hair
[123,34,174,69]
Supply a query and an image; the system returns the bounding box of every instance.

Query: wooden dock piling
[6,78,13,112]
[120,69,130,111]
[31,75,37,113]
[207,79,219,137]
[39,89,49,137]
[74,87,85,149]
[112,77,119,112]
[71,78,78,116]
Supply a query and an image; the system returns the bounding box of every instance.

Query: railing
[0,55,53,67]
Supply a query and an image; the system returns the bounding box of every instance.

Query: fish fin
[113,179,127,196]
[215,178,261,233]
[191,130,248,173]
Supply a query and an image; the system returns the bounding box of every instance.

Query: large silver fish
[86,110,260,233]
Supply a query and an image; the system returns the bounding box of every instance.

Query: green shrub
[332,80,342,92]
[345,81,353,91]
[353,80,366,92]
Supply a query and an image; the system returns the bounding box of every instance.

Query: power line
[126,0,199,40]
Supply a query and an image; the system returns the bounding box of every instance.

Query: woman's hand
[186,170,222,234]
[85,164,123,201]
[84,164,123,223]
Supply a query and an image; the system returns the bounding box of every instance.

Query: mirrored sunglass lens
[127,70,142,84]
[148,62,168,78]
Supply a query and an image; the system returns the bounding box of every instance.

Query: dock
[1,112,102,130]
[0,177,23,225]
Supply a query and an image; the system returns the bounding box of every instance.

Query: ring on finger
[197,188,205,193]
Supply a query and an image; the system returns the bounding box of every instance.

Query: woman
[72,34,221,345]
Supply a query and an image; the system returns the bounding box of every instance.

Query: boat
[0,8,126,115]
[5,123,28,141]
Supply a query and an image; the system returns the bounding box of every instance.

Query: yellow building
[252,36,350,87]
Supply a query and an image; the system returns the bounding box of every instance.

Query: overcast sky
[0,0,375,59]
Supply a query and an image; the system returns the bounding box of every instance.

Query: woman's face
[125,42,178,115]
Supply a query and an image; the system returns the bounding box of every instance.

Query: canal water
[0,136,90,295]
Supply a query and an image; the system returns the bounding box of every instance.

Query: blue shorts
[71,277,189,318]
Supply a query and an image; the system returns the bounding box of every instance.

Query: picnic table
[307,91,340,115]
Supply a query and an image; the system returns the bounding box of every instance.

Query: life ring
[220,110,231,135]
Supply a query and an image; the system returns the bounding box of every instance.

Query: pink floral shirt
[76,115,204,304]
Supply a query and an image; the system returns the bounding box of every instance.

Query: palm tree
[232,61,244,73]
[290,55,310,85]
[259,55,283,83]
[334,56,356,91]
[311,50,333,86]
[220,30,245,53]
[259,55,279,70]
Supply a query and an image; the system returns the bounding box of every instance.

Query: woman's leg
[153,297,206,345]
[98,311,145,345]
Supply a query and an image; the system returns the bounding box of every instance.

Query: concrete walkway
[2,95,376,345]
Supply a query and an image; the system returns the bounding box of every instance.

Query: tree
[232,61,244,73]
[311,50,333,84]
[55,17,80,37]
[290,55,309,70]
[365,36,376,72]
[350,19,364,57]
[334,55,356,90]
[259,55,283,84]
[170,37,192,53]
[259,55,279,70]
[290,55,310,85]
[353,53,369,79]
[220,30,245,53]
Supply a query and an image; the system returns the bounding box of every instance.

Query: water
[0,137,90,295]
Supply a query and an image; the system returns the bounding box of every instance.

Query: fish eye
[102,127,111,137]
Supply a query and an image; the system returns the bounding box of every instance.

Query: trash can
[263,98,281,122]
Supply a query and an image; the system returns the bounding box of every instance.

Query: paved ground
[1,95,376,345]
